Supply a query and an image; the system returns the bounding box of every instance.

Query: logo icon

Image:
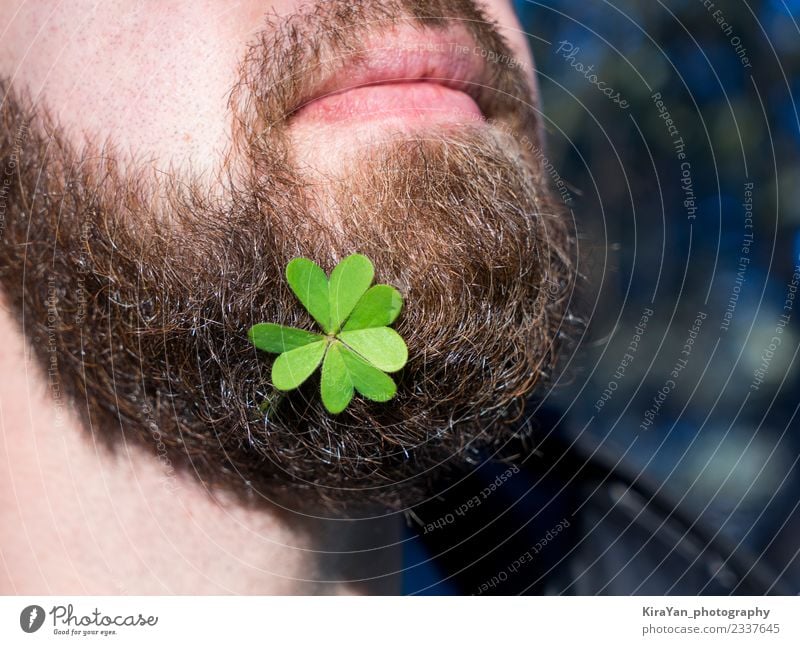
[20,605,45,633]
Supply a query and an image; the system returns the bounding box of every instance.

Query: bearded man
[0,0,575,594]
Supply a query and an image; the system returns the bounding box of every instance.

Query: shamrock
[248,254,408,414]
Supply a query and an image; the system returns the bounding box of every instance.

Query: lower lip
[291,82,483,125]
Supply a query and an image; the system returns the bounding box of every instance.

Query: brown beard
[0,0,575,514]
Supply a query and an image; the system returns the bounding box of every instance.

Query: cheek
[0,0,296,174]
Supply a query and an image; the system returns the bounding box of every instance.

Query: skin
[0,0,538,594]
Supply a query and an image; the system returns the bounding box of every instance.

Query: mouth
[288,26,492,127]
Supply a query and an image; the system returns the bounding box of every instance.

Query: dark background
[403,0,800,594]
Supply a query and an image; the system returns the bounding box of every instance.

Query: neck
[0,303,403,595]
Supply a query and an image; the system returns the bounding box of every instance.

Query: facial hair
[0,0,575,514]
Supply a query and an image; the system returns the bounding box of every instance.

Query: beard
[0,0,575,514]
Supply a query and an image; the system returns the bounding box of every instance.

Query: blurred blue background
[404,0,800,594]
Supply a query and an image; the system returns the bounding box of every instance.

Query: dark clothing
[405,417,793,595]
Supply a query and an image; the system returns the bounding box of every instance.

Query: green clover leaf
[248,254,408,414]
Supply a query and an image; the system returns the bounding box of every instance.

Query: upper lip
[288,26,493,119]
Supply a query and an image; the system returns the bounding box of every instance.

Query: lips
[288,26,493,126]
